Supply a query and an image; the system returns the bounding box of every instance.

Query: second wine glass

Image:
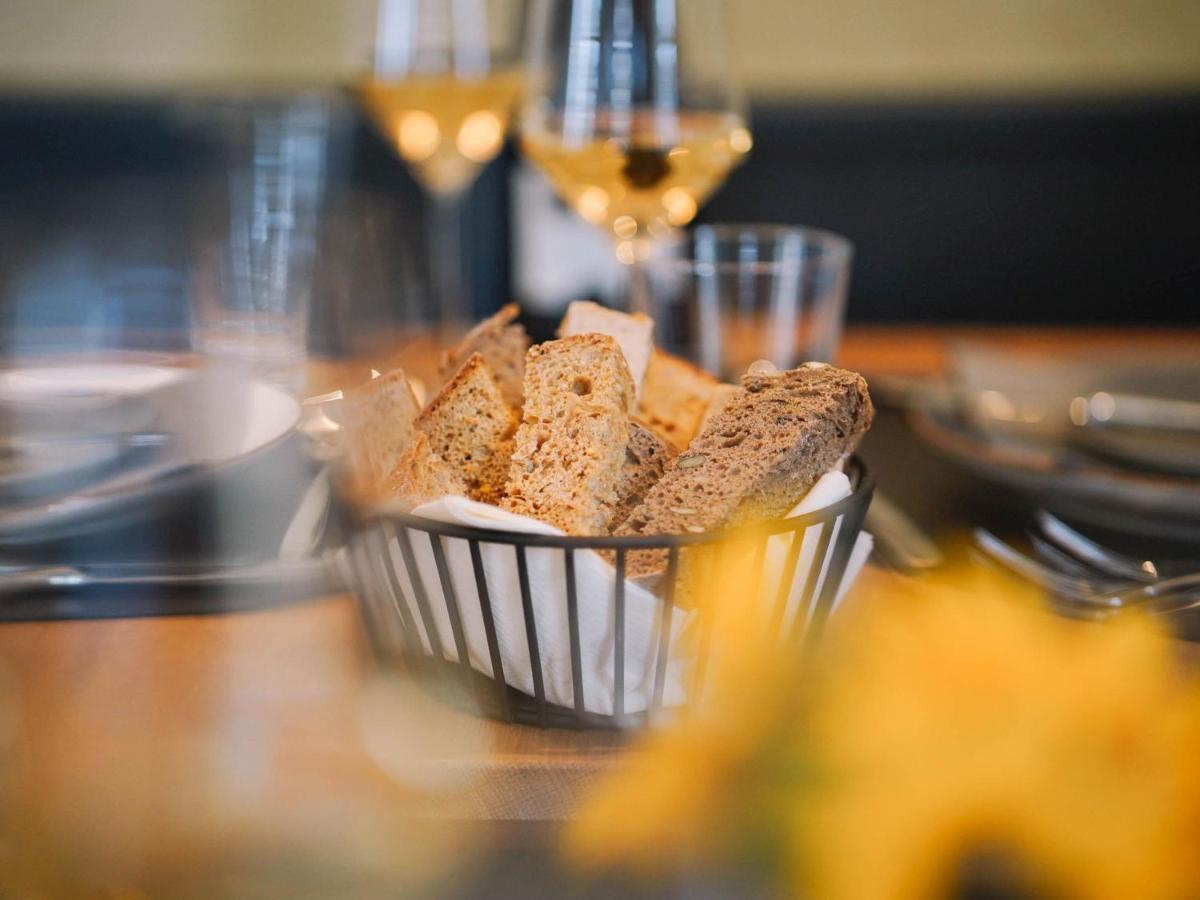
[361,0,524,330]
[521,0,750,312]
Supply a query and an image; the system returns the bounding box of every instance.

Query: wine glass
[520,0,751,312]
[360,0,524,330]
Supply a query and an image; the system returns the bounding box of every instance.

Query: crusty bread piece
[618,362,874,575]
[698,383,739,436]
[636,349,719,448]
[612,418,677,529]
[344,368,422,494]
[439,303,529,409]
[417,353,516,505]
[558,300,654,398]
[502,335,636,535]
[380,432,468,509]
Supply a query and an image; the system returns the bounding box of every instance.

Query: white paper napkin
[378,471,872,716]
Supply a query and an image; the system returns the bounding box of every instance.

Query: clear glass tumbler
[644,224,852,380]
[189,94,332,391]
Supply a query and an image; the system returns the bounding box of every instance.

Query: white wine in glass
[522,0,749,289]
[362,0,523,328]
[360,69,524,195]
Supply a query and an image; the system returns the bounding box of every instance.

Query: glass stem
[623,236,655,316]
[429,187,467,332]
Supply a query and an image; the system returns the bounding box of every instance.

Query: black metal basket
[342,458,873,729]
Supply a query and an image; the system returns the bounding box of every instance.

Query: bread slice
[636,349,719,448]
[439,303,529,409]
[698,383,739,436]
[417,353,517,505]
[617,362,874,575]
[502,334,636,535]
[612,418,677,529]
[558,300,654,397]
[380,432,468,509]
[344,368,422,494]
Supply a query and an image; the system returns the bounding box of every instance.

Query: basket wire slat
[348,542,390,660]
[770,528,806,635]
[427,532,474,690]
[513,544,549,726]
[371,529,422,658]
[347,459,874,730]
[790,519,838,642]
[563,548,586,715]
[613,548,627,721]
[651,546,680,710]
[394,524,441,659]
[688,544,720,700]
[365,540,409,658]
[807,494,871,650]
[468,537,512,720]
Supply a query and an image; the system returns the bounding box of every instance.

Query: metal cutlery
[972,526,1200,620]
[1033,510,1160,581]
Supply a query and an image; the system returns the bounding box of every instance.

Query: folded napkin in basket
[385,470,871,716]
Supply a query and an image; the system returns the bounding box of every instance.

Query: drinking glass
[361,0,525,330]
[521,0,750,313]
[643,224,853,380]
[189,94,332,392]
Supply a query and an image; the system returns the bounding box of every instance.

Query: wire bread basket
[341,458,874,729]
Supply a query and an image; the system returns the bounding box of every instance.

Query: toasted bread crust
[418,353,516,505]
[502,335,636,535]
[617,363,874,574]
[380,432,468,509]
[611,418,676,529]
[558,300,655,397]
[345,368,422,493]
[635,349,719,447]
[439,303,530,409]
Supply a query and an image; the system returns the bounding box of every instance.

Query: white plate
[0,364,301,544]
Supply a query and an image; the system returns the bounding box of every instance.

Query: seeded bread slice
[380,432,468,509]
[417,353,517,505]
[558,300,654,398]
[502,334,636,535]
[439,303,530,409]
[611,418,677,529]
[698,383,739,435]
[636,349,719,448]
[617,363,874,575]
[344,368,422,495]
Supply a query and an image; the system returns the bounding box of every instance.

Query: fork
[971,528,1200,619]
[1033,510,1161,582]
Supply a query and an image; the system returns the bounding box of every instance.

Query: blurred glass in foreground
[189,94,332,393]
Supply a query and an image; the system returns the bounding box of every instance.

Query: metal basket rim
[352,456,873,549]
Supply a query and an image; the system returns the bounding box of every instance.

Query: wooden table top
[2,325,1197,894]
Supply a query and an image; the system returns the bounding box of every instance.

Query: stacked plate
[0,363,329,618]
[902,346,1200,545]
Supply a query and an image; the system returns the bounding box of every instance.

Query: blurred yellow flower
[801,567,1200,900]
[566,549,1200,900]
